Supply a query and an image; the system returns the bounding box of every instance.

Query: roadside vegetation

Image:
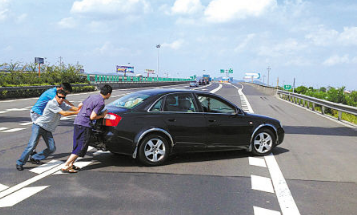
[0,61,95,99]
[283,86,357,124]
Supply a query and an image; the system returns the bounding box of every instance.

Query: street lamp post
[156,44,161,78]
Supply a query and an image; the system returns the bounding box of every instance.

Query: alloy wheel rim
[253,132,272,153]
[144,138,166,162]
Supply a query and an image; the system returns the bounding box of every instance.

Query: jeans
[17,124,56,166]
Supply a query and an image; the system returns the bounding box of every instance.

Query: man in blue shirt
[29,83,74,159]
[30,83,74,122]
[16,90,80,171]
[61,85,112,173]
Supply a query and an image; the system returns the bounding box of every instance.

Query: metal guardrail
[277,90,357,120]
[85,74,192,83]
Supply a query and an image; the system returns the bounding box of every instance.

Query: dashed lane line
[249,157,267,168]
[230,83,300,215]
[254,206,281,215]
[251,175,274,193]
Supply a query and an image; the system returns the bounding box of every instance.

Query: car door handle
[168,118,176,122]
[208,119,216,123]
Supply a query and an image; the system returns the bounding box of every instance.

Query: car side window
[163,93,197,112]
[197,95,235,114]
[150,98,163,112]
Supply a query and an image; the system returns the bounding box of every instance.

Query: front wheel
[252,129,275,156]
[138,134,169,166]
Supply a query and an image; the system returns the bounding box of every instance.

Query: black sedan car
[90,89,284,166]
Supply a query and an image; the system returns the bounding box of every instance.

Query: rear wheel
[138,134,169,166]
[252,128,275,156]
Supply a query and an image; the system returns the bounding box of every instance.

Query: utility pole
[267,66,271,86]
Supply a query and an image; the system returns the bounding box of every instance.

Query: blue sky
[1,0,357,90]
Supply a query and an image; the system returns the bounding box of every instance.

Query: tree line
[0,61,88,87]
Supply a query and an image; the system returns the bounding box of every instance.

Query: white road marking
[0,186,48,207]
[231,83,300,215]
[30,160,64,174]
[249,157,267,167]
[251,175,274,193]
[0,100,15,103]
[20,121,33,126]
[0,127,8,131]
[0,161,62,199]
[0,184,8,192]
[2,128,26,132]
[254,206,281,215]
[210,84,222,94]
[265,154,301,215]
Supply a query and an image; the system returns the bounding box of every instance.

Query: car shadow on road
[74,149,285,171]
[283,125,357,137]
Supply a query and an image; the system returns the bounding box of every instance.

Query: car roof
[137,88,206,95]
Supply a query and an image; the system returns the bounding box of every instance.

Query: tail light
[103,113,122,127]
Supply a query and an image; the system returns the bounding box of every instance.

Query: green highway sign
[220,69,224,73]
[229,68,233,73]
[284,85,292,90]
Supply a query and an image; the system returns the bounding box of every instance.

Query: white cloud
[162,39,184,50]
[323,54,350,66]
[234,34,255,52]
[71,0,151,15]
[58,17,77,29]
[338,27,357,46]
[16,13,27,23]
[0,0,10,21]
[305,26,338,46]
[306,26,357,47]
[204,0,277,23]
[258,38,307,57]
[171,0,204,15]
[94,41,125,55]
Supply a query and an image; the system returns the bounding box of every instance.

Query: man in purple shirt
[61,84,112,173]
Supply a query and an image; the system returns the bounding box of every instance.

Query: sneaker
[30,158,41,165]
[28,150,37,161]
[16,164,24,171]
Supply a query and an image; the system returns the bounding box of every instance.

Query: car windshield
[107,92,150,109]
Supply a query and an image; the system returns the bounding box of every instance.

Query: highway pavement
[0,82,356,215]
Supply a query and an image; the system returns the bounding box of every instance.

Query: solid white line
[265,154,301,215]
[0,184,8,192]
[0,162,62,199]
[251,175,274,193]
[249,157,267,167]
[0,127,8,131]
[30,160,64,174]
[20,121,33,126]
[2,128,26,132]
[233,83,300,214]
[0,186,48,207]
[210,84,222,94]
[254,206,281,215]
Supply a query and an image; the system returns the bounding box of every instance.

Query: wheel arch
[132,128,174,159]
[248,124,278,152]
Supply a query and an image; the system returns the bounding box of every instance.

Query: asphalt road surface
[0,82,356,215]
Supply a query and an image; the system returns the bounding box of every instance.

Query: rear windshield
[107,92,150,109]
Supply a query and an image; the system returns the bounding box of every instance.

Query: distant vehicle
[198,79,206,85]
[189,81,198,87]
[89,89,285,166]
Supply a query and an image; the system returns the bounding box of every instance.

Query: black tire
[138,134,170,166]
[251,128,276,156]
